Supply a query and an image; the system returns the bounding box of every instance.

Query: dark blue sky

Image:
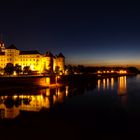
[1,1,140,66]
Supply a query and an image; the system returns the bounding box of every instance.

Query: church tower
[0,34,5,52]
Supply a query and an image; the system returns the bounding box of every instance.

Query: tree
[23,66,30,74]
[55,66,60,75]
[66,65,74,75]
[4,63,14,75]
[4,97,14,108]
[127,67,139,73]
[14,64,22,75]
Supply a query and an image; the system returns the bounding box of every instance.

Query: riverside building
[0,40,65,74]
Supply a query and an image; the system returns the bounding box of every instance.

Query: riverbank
[0,75,62,92]
[0,73,137,92]
[60,73,137,82]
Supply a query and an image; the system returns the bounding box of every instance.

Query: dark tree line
[3,63,32,75]
[65,65,140,75]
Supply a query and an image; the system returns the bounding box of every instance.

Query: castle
[0,40,65,74]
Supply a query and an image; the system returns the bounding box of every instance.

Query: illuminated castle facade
[0,40,65,73]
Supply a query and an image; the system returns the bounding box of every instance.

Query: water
[0,75,140,140]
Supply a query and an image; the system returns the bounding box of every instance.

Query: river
[0,75,140,140]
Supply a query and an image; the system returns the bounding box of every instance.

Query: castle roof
[0,40,4,44]
[0,52,5,55]
[6,44,18,50]
[45,51,53,57]
[20,50,41,55]
[58,52,65,58]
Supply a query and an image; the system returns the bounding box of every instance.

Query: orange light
[97,70,101,74]
[119,70,127,74]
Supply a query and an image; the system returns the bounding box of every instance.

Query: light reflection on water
[0,75,137,120]
[97,76,127,95]
[0,87,69,119]
[97,76,128,108]
[98,78,115,91]
[118,76,127,95]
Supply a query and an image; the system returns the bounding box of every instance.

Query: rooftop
[45,51,53,57]
[6,44,18,50]
[0,52,5,55]
[58,52,65,58]
[20,50,41,55]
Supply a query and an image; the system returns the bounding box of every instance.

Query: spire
[0,33,5,52]
[58,52,65,58]
[0,33,3,44]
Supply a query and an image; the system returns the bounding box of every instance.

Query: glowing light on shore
[111,70,114,73]
[13,71,17,76]
[97,70,101,74]
[119,70,127,74]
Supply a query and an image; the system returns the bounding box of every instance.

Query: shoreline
[0,73,137,93]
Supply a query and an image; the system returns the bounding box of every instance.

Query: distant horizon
[3,41,140,70]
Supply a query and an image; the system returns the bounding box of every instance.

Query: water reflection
[118,76,127,95]
[0,76,129,119]
[97,76,127,95]
[106,78,109,89]
[103,79,106,90]
[97,78,115,91]
[118,76,127,108]
[111,78,114,90]
[65,86,69,97]
[0,87,69,119]
[97,79,101,91]
[97,76,127,107]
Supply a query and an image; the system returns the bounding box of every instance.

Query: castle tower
[55,52,65,73]
[45,51,54,72]
[5,44,20,65]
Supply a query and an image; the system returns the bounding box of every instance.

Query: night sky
[1,1,140,66]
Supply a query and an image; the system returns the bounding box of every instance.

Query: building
[0,40,65,74]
